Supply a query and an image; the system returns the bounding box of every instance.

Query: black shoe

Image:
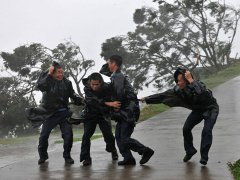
[111,150,119,160]
[38,156,48,165]
[118,158,136,166]
[65,157,74,164]
[199,158,208,165]
[82,158,92,166]
[183,150,197,162]
[140,147,154,165]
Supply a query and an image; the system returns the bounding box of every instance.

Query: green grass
[203,62,240,89]
[54,133,103,144]
[138,104,169,123]
[0,127,84,145]
[228,160,240,180]
[0,135,39,145]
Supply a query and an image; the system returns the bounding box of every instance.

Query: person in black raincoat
[36,62,83,165]
[141,67,219,165]
[100,55,154,165]
[80,72,119,166]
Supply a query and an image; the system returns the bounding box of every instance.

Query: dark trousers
[183,109,218,160]
[38,110,73,159]
[115,120,146,160]
[80,117,116,161]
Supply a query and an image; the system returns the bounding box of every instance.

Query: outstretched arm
[141,89,188,108]
[144,89,176,105]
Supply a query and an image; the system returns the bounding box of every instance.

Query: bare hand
[111,101,121,108]
[105,101,121,108]
[48,65,55,75]
[185,71,194,83]
[139,97,146,103]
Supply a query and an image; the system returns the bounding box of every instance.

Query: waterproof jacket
[36,71,83,112]
[145,80,218,111]
[100,63,140,123]
[82,77,111,119]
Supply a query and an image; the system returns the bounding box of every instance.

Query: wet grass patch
[203,61,240,89]
[138,104,169,123]
[228,159,240,180]
[0,135,39,145]
[54,133,103,144]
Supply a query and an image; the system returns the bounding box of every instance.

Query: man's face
[107,60,118,73]
[90,80,102,92]
[177,74,187,90]
[52,68,64,81]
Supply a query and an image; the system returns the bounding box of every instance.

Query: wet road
[1,76,240,180]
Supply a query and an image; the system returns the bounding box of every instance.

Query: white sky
[0,0,240,97]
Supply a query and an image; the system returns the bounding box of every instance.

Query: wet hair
[52,61,62,73]
[109,55,122,67]
[173,67,187,83]
[89,72,104,83]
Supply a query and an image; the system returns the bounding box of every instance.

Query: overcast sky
[0,0,240,97]
[0,0,156,71]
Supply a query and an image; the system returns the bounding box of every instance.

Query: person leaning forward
[36,61,83,165]
[141,67,219,165]
[100,55,154,166]
[80,72,119,166]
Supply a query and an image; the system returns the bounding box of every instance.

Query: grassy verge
[203,61,240,89]
[228,160,240,180]
[54,134,103,144]
[54,127,105,144]
[138,104,169,123]
[0,135,39,145]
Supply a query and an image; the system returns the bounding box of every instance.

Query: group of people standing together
[34,54,219,167]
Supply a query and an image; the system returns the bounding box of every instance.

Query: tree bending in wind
[101,0,240,91]
[0,41,94,136]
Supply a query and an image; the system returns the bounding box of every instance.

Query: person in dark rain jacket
[100,55,154,166]
[80,72,118,166]
[141,67,219,165]
[36,61,83,165]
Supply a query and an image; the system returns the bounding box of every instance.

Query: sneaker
[199,157,208,165]
[139,147,154,165]
[82,158,92,166]
[118,158,136,166]
[65,157,74,164]
[38,156,48,165]
[183,150,197,162]
[111,150,119,160]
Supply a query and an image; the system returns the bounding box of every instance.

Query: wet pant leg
[38,114,59,158]
[115,120,146,160]
[183,111,203,155]
[59,111,73,158]
[98,117,116,152]
[200,108,218,160]
[80,120,97,161]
